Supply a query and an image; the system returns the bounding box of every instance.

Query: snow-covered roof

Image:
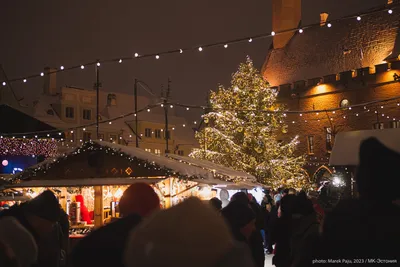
[330,129,400,166]
[165,154,256,182]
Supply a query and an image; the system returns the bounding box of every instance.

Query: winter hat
[230,192,249,205]
[124,197,246,267]
[0,216,38,267]
[356,138,400,201]
[24,190,60,222]
[221,201,255,229]
[119,183,160,217]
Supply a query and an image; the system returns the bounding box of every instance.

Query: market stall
[6,140,256,234]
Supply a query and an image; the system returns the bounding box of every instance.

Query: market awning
[329,128,400,166]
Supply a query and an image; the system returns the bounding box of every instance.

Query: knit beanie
[221,201,255,229]
[119,183,160,217]
[24,190,60,222]
[124,197,245,267]
[0,216,38,267]
[356,138,400,201]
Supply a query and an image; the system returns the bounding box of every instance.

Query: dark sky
[0,0,384,120]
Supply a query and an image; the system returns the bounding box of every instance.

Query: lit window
[390,121,399,128]
[107,94,117,106]
[178,150,184,156]
[65,107,74,118]
[307,136,314,154]
[154,149,161,155]
[145,128,152,138]
[145,148,151,153]
[83,132,92,141]
[373,123,384,129]
[340,99,350,108]
[83,109,92,120]
[155,129,162,139]
[325,127,332,152]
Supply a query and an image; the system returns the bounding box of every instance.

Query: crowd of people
[0,137,399,267]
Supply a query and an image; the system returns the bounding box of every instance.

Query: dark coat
[271,218,291,267]
[71,214,142,267]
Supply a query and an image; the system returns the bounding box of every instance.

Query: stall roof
[166,154,256,182]
[329,129,400,166]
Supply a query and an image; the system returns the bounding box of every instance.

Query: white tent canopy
[329,129,400,166]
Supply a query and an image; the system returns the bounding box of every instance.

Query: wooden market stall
[6,141,257,234]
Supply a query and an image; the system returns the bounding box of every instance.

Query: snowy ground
[265,254,274,267]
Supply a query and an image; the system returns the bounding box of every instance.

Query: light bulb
[119,59,122,63]
[83,128,86,131]
[300,114,302,116]
[248,38,253,42]
[299,29,303,33]
[109,121,112,124]
[224,44,228,48]
[271,31,276,36]
[170,105,173,108]
[81,65,85,69]
[40,72,44,76]
[147,109,150,112]
[155,55,160,59]
[97,62,100,67]
[23,79,27,83]
[60,66,64,70]
[183,124,186,127]
[388,9,393,14]
[2,82,5,86]
[179,49,183,54]
[327,23,332,28]
[357,16,361,21]
[70,130,74,133]
[198,47,203,52]
[134,53,139,57]
[186,107,189,110]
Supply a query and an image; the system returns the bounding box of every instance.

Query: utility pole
[134,79,139,147]
[163,78,171,154]
[95,62,101,140]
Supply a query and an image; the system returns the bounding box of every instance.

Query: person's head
[356,138,400,201]
[124,197,254,267]
[278,194,296,219]
[23,190,61,237]
[119,183,160,217]
[209,197,222,211]
[0,217,38,267]
[230,192,249,206]
[293,194,314,216]
[288,188,296,195]
[221,201,256,240]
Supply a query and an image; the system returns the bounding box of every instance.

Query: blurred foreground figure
[125,197,255,267]
[71,183,160,267]
[314,138,400,265]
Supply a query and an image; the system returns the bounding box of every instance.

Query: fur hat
[119,183,160,217]
[356,138,400,201]
[0,216,38,267]
[124,197,255,267]
[24,190,60,222]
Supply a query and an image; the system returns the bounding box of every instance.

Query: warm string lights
[1,4,397,86]
[0,138,58,157]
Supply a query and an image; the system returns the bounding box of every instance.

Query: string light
[327,23,332,28]
[299,29,304,33]
[119,59,122,63]
[60,66,64,70]
[23,79,27,83]
[40,72,44,77]
[147,109,151,112]
[186,107,189,110]
[134,53,139,58]
[97,62,101,67]
[179,49,183,54]
[271,31,276,36]
[388,9,393,14]
[357,16,361,21]
[198,47,203,52]
[224,44,228,48]
[170,105,173,108]
[2,82,5,86]
[80,65,85,69]
[109,121,112,124]
[248,38,253,42]
[155,55,160,59]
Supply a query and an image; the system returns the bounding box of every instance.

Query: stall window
[83,109,92,120]
[145,148,151,153]
[307,136,314,154]
[155,129,162,139]
[65,107,74,118]
[154,149,161,155]
[145,128,152,138]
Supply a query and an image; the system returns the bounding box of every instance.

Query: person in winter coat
[71,183,160,267]
[209,197,222,212]
[271,194,296,267]
[228,192,265,267]
[125,197,256,267]
[0,190,61,267]
[315,138,400,264]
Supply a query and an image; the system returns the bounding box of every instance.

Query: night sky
[0,0,384,121]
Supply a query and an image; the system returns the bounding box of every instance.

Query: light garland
[0,138,58,157]
[1,3,397,86]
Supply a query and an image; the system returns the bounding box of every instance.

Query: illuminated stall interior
[7,141,257,236]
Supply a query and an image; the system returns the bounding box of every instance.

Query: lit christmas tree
[190,57,308,189]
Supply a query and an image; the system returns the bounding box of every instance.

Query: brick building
[262,0,400,183]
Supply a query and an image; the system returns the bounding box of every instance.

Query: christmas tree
[190,57,308,189]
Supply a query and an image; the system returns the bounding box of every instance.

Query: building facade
[262,0,400,182]
[1,68,197,157]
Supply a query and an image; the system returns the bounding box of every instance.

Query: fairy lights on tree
[190,57,308,188]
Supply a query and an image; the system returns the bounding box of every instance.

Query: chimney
[320,12,329,26]
[43,67,57,95]
[272,0,302,49]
